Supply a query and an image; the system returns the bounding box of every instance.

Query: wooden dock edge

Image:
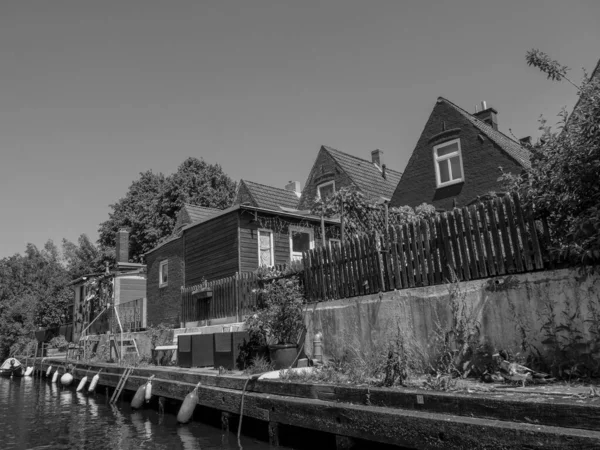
[35,360,600,449]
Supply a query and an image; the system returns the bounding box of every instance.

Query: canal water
[0,375,293,450]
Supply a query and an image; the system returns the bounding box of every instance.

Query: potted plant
[246,276,306,370]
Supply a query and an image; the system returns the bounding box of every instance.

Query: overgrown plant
[428,271,483,381]
[311,186,436,236]
[246,276,306,345]
[502,49,600,263]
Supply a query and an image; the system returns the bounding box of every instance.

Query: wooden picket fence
[302,193,549,302]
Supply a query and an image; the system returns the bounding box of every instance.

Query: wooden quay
[35,358,600,449]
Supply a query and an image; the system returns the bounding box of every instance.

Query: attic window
[433,138,464,188]
[317,181,335,201]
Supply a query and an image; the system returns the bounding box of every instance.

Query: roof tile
[322,146,402,201]
[239,180,300,210]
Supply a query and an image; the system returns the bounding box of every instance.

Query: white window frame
[317,180,335,200]
[159,260,168,288]
[433,138,465,188]
[257,229,275,267]
[289,225,315,261]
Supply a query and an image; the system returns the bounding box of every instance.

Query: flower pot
[268,344,298,370]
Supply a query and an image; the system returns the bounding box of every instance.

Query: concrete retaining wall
[304,267,600,366]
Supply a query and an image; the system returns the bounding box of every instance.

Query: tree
[502,50,600,262]
[0,241,72,358]
[98,158,237,262]
[62,234,105,279]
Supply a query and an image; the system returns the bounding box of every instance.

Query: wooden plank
[446,213,461,281]
[373,233,384,292]
[477,202,496,277]
[356,235,368,295]
[495,197,514,273]
[390,226,402,289]
[338,243,349,299]
[525,204,544,270]
[504,195,524,273]
[402,224,415,288]
[333,243,345,299]
[381,232,392,291]
[348,238,360,297]
[325,243,338,300]
[469,205,488,278]
[363,234,376,294]
[407,222,421,286]
[485,199,505,275]
[422,220,435,286]
[396,226,408,289]
[452,210,470,281]
[512,193,534,271]
[438,214,452,282]
[461,207,479,279]
[430,218,442,284]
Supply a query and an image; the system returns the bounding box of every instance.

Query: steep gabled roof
[322,146,403,200]
[183,204,223,223]
[173,203,222,234]
[438,97,532,169]
[238,179,299,210]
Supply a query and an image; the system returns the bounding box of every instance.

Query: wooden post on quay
[268,421,280,447]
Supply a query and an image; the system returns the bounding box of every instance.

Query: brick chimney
[115,229,129,263]
[371,149,383,167]
[474,101,498,131]
[285,181,301,198]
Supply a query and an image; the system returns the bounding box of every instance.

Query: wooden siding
[184,211,240,285]
[238,210,330,273]
[116,277,146,304]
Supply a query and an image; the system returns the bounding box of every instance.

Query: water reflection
[1,375,293,450]
[177,426,201,450]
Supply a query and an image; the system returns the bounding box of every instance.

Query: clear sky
[0,0,598,258]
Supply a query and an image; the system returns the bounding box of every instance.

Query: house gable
[390,98,530,210]
[235,179,299,210]
[298,146,402,210]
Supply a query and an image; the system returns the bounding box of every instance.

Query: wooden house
[390,97,532,210]
[145,202,339,327]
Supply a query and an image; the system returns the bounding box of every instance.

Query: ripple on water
[0,375,293,450]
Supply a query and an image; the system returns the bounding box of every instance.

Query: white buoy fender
[46,366,52,377]
[145,378,153,403]
[60,372,74,386]
[88,373,100,392]
[131,384,146,409]
[52,370,59,383]
[24,367,34,376]
[177,384,200,424]
[76,376,88,392]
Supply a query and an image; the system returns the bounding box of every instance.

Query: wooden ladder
[110,367,134,404]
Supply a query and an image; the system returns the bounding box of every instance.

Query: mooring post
[335,435,357,450]
[268,421,280,447]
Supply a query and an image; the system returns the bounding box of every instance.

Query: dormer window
[433,139,464,188]
[317,181,335,200]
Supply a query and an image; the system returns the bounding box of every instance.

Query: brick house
[145,202,339,327]
[390,97,531,210]
[297,146,402,211]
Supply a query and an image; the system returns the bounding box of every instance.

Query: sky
[0,0,598,259]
